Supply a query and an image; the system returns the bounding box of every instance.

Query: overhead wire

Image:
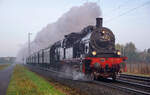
[104,0,131,17]
[105,1,150,23]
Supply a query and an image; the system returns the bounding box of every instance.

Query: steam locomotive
[26,18,127,80]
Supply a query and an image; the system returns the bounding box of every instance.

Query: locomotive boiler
[26,18,127,80]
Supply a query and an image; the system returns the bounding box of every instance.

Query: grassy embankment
[7,65,65,95]
[0,64,10,70]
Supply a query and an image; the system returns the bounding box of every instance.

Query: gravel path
[0,64,14,95]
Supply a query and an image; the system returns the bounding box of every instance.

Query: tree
[116,42,149,64]
[145,49,150,63]
[124,42,137,62]
[115,43,125,55]
[147,48,150,54]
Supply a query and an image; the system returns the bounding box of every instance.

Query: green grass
[0,64,10,70]
[7,65,65,95]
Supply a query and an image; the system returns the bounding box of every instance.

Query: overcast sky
[0,0,150,57]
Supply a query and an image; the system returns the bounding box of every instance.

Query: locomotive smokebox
[96,18,103,28]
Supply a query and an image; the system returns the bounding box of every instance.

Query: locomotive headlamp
[117,51,121,55]
[102,31,105,34]
[92,51,97,56]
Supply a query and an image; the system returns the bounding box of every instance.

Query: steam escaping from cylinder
[16,2,102,63]
[58,65,88,80]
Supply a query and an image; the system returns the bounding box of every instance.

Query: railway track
[26,65,150,95]
[93,80,150,95]
[117,79,150,91]
[120,74,150,82]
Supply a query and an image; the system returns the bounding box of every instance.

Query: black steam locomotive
[26,18,127,80]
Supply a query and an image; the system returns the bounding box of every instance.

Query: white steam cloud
[16,2,102,63]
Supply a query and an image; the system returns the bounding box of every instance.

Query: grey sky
[0,0,150,57]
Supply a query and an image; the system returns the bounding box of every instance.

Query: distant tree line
[0,57,16,64]
[116,42,150,64]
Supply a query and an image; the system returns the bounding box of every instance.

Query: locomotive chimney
[96,18,103,28]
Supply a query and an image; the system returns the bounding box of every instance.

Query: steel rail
[93,81,150,95]
[116,79,150,90]
[120,74,150,82]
